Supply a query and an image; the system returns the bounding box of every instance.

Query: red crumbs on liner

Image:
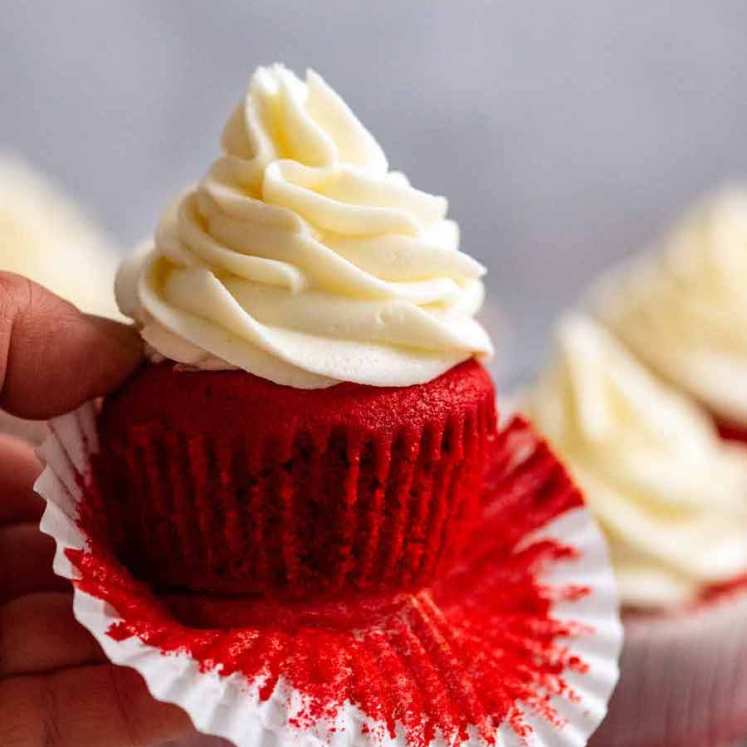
[67,417,590,746]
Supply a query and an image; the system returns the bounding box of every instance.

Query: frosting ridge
[117,65,492,388]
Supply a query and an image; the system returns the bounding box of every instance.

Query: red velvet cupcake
[104,63,494,599]
[95,360,496,597]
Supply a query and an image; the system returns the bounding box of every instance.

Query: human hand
[0,272,195,746]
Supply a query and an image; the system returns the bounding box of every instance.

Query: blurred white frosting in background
[0,155,123,442]
[592,188,747,427]
[523,314,747,609]
[0,154,122,318]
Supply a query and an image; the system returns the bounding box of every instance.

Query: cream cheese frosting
[523,314,747,608]
[593,189,747,426]
[0,155,121,319]
[117,64,492,388]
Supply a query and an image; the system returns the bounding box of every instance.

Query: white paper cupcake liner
[590,590,747,747]
[36,404,622,747]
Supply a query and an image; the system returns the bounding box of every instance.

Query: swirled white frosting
[593,189,747,426]
[117,65,492,388]
[523,315,747,608]
[0,155,121,319]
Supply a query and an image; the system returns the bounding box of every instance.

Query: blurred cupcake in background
[523,314,747,747]
[0,155,122,442]
[592,189,747,445]
[0,155,121,316]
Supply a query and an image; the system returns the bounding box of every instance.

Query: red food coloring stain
[66,417,592,746]
[716,419,747,447]
[701,573,747,604]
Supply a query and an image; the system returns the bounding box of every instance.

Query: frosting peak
[118,65,492,388]
[524,314,747,608]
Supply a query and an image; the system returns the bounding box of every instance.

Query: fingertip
[82,314,143,358]
[0,276,143,417]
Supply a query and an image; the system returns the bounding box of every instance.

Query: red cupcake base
[93,360,497,598]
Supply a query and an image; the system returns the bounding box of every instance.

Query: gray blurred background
[3,1,747,387]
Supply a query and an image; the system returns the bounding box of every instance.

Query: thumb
[0,272,142,418]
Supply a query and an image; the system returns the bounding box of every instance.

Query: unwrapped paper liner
[590,590,747,747]
[35,404,622,747]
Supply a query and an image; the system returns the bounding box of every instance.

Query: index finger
[0,272,142,418]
